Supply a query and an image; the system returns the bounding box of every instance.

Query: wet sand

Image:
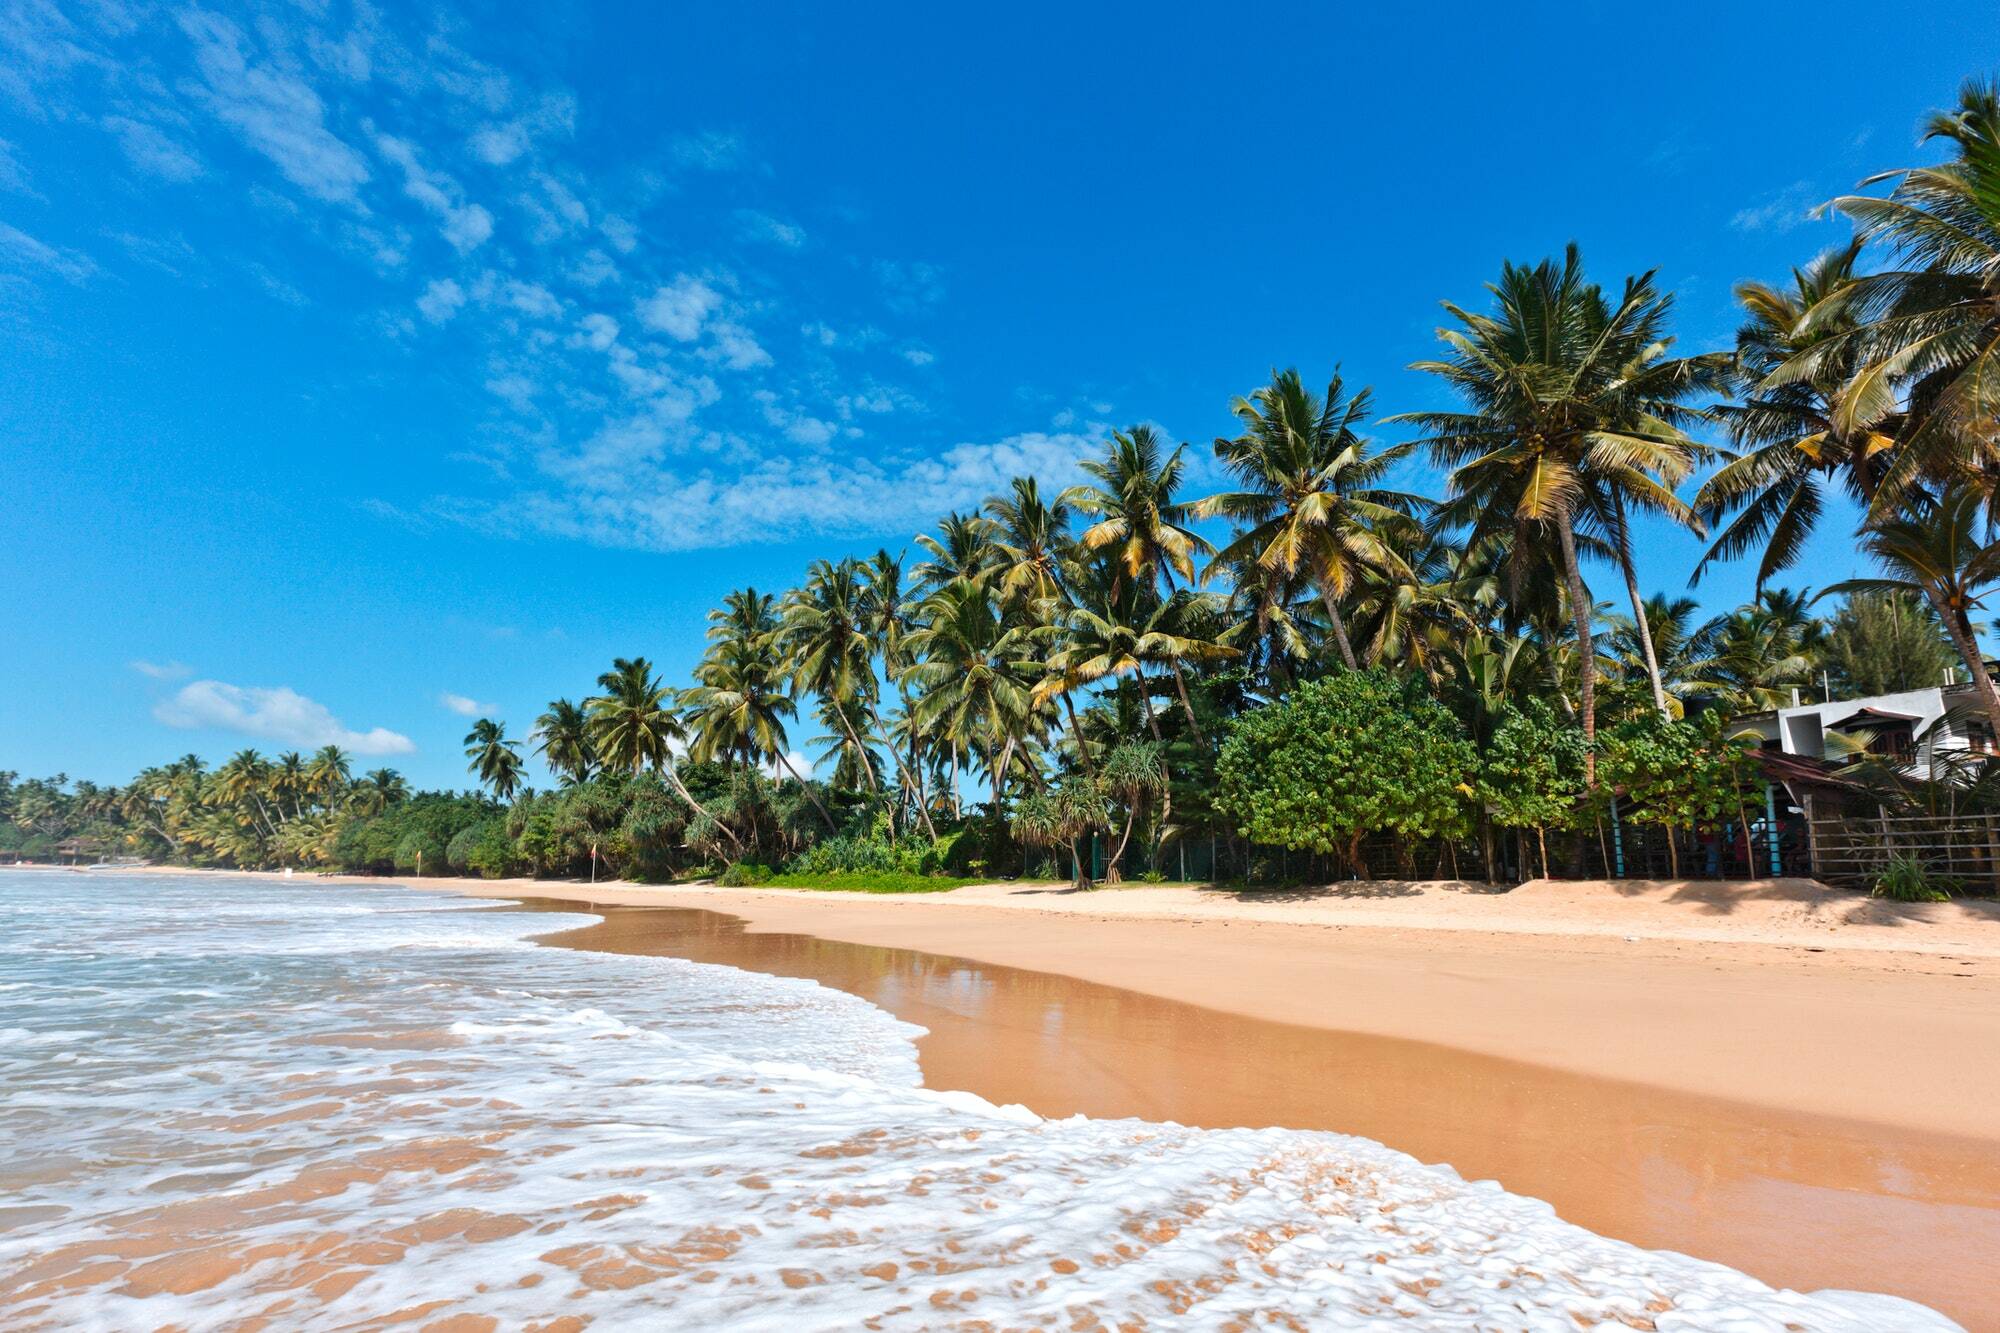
[538,902,2000,1328]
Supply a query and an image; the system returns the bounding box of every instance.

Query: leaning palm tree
[900,581,1040,807]
[778,559,883,795]
[1066,425,1212,597]
[1694,241,1889,589]
[1198,367,1423,668]
[1817,79,2000,507]
[532,698,595,785]
[685,612,836,831]
[586,656,737,845]
[1819,486,2000,738]
[1394,246,1726,781]
[462,719,524,801]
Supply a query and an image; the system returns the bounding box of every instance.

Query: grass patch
[735,869,986,894]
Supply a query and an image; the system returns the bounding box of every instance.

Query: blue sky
[2,2,1991,789]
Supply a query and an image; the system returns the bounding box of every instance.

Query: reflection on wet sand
[542,902,2000,1328]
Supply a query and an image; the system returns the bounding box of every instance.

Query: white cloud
[102,114,202,182]
[668,130,749,172]
[874,258,944,312]
[178,8,371,204]
[1730,180,1823,233]
[416,276,465,323]
[576,311,618,349]
[155,680,415,755]
[637,274,720,341]
[901,345,935,367]
[438,691,496,717]
[499,278,560,319]
[708,320,770,370]
[130,659,193,680]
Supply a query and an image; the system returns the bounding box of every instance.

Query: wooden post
[1802,795,1822,881]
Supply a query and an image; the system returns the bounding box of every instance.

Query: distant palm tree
[901,581,1039,806]
[350,768,409,816]
[1066,425,1212,597]
[1395,246,1725,780]
[985,477,1076,609]
[1199,367,1422,668]
[532,698,595,785]
[462,719,524,801]
[306,745,351,807]
[687,600,835,830]
[1821,486,2000,738]
[778,559,883,794]
[912,512,1000,593]
[273,751,309,819]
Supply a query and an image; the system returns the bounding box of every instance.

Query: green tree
[1010,778,1105,889]
[533,698,595,785]
[1476,699,1587,877]
[1823,592,1955,697]
[586,656,737,846]
[1599,711,1761,878]
[1066,425,1212,597]
[1216,669,1475,878]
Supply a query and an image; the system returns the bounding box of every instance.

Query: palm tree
[350,768,409,816]
[306,745,351,807]
[779,559,883,794]
[1066,425,1212,597]
[686,600,835,830]
[901,581,1039,808]
[1820,486,2000,738]
[985,477,1076,609]
[463,719,524,801]
[1395,246,1725,781]
[533,698,595,785]
[1198,367,1422,668]
[1694,241,1888,589]
[586,656,737,845]
[273,751,309,819]
[1817,80,2000,505]
[912,512,1000,592]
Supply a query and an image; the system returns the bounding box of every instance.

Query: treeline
[12,79,2000,889]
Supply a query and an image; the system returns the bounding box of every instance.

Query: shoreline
[16,864,2000,1323]
[25,863,2000,1138]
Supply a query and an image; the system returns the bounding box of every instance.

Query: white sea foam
[0,871,1959,1330]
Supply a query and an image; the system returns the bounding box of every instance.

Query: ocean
[0,871,1956,1331]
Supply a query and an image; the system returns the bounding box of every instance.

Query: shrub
[1216,669,1475,878]
[716,860,772,886]
[1873,854,1957,903]
[447,817,517,879]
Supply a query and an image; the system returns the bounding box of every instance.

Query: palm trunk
[1167,663,1208,748]
[777,751,838,831]
[833,708,881,793]
[993,734,1017,808]
[1320,587,1360,669]
[1107,793,1137,884]
[1134,667,1163,742]
[1061,691,1098,783]
[866,698,938,842]
[657,762,742,851]
[1612,490,1670,719]
[1555,515,1598,788]
[1933,594,2000,742]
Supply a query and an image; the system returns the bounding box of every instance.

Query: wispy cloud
[177,8,371,204]
[737,208,804,249]
[130,659,193,680]
[155,679,416,755]
[1730,181,1825,234]
[0,221,94,283]
[102,114,202,181]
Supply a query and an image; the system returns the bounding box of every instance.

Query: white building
[1734,683,1998,772]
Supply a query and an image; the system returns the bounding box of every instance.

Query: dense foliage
[14,79,2000,888]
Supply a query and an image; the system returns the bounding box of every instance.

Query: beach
[7,865,1996,1328]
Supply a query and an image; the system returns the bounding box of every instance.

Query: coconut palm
[686,602,835,830]
[306,745,351,806]
[1394,246,1725,781]
[532,698,595,785]
[984,477,1077,609]
[1198,367,1423,668]
[778,559,883,794]
[900,581,1040,807]
[586,656,737,845]
[1820,485,2000,738]
[1818,80,2000,505]
[462,719,524,801]
[1694,241,1889,589]
[912,512,1000,593]
[1066,425,1212,597]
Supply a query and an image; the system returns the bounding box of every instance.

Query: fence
[1804,806,2000,893]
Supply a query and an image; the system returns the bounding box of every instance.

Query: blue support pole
[1610,796,1626,878]
[1763,781,1782,876]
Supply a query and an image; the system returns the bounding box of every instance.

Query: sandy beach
[50,864,2000,1324]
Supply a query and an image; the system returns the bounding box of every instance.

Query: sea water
[0,871,1958,1331]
